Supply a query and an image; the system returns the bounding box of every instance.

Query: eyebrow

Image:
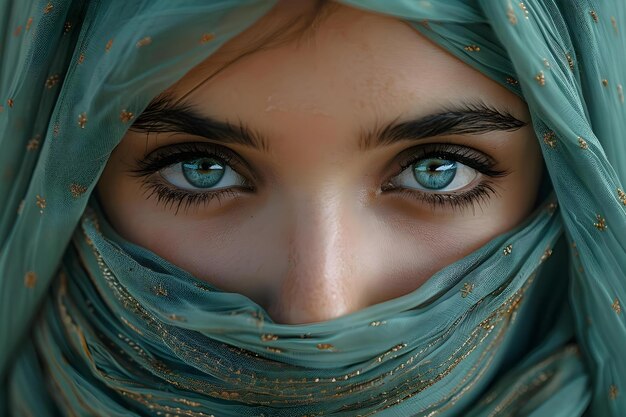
[131,94,526,153]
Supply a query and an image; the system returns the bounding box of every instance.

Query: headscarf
[1,0,624,415]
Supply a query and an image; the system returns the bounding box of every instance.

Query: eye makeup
[130,141,509,214]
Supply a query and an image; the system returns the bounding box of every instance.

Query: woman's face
[97,1,543,324]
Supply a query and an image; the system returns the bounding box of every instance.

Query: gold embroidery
[535,71,545,86]
[594,214,607,231]
[612,298,621,314]
[77,53,85,64]
[26,17,33,31]
[136,36,152,48]
[199,33,215,44]
[7,98,14,108]
[507,4,517,25]
[611,16,619,34]
[518,2,529,19]
[602,79,609,87]
[540,249,552,262]
[618,84,624,103]
[64,21,72,33]
[265,347,283,354]
[547,201,558,214]
[120,110,134,123]
[260,334,279,342]
[565,53,574,71]
[503,244,513,256]
[590,10,598,23]
[24,271,37,288]
[542,58,550,68]
[461,282,474,298]
[152,283,168,296]
[610,384,619,400]
[105,39,113,52]
[45,74,60,88]
[464,45,481,52]
[168,314,186,322]
[617,188,626,205]
[78,112,88,128]
[543,131,556,148]
[27,135,41,151]
[53,122,60,137]
[369,320,387,327]
[506,76,518,85]
[36,195,46,213]
[43,2,53,14]
[316,343,334,350]
[70,183,87,198]
[577,136,588,149]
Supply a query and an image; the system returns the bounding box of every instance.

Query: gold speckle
[506,76,519,86]
[261,334,278,342]
[610,384,619,400]
[543,58,550,68]
[136,36,152,48]
[316,343,334,350]
[63,21,72,33]
[535,71,545,86]
[460,282,474,298]
[618,84,624,103]
[594,214,607,231]
[168,314,186,322]
[78,112,87,128]
[53,123,60,137]
[547,201,558,214]
[24,271,37,288]
[507,4,517,25]
[45,74,60,89]
[617,188,626,205]
[540,248,553,262]
[266,347,283,353]
[105,39,113,52]
[543,131,557,148]
[70,183,87,198]
[77,53,85,64]
[43,2,53,14]
[590,10,598,23]
[611,16,619,34]
[26,17,33,31]
[27,135,41,151]
[578,136,588,149]
[503,244,513,256]
[17,199,25,215]
[602,79,609,87]
[36,195,46,213]
[612,298,621,314]
[120,110,134,123]
[152,283,168,296]
[518,2,529,19]
[7,98,14,108]
[13,25,22,37]
[369,320,386,326]
[199,33,215,44]
[566,53,574,71]
[464,44,481,52]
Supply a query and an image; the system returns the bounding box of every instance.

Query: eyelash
[132,142,508,213]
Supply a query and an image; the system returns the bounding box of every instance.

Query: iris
[413,158,457,190]
[182,158,225,188]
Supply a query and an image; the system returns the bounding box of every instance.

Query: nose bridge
[268,190,363,324]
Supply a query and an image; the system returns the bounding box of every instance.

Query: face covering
[1,1,624,416]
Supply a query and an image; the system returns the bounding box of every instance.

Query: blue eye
[390,157,478,192]
[159,156,248,191]
[413,158,457,190]
[182,158,225,188]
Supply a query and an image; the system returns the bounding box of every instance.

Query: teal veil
[1,1,625,415]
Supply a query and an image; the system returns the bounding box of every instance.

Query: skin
[97,1,543,324]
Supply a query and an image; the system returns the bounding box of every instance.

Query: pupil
[413,158,457,190]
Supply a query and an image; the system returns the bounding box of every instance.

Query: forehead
[166,2,525,134]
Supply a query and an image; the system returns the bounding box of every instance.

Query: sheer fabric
[0,1,624,416]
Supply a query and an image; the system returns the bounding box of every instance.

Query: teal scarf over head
[1,1,625,416]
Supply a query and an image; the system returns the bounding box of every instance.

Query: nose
[266,191,369,324]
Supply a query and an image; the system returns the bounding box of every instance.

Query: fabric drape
[1,1,624,416]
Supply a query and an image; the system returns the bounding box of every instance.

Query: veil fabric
[1,1,625,415]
